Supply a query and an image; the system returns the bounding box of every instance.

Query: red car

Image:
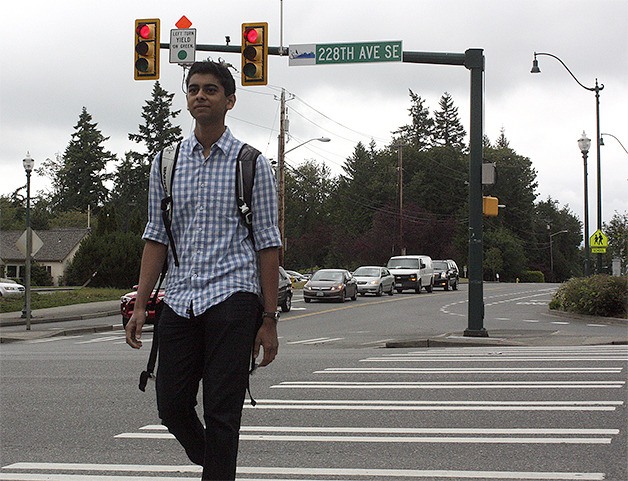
[120,287,165,328]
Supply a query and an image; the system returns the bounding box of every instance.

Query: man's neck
[194,123,227,157]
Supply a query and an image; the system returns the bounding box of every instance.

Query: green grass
[0,288,129,314]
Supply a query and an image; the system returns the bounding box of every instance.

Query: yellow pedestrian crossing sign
[590,229,608,253]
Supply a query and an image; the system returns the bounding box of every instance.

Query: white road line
[243,399,622,411]
[285,337,329,344]
[360,339,395,345]
[286,337,344,345]
[316,367,623,374]
[521,319,540,323]
[586,324,608,327]
[75,336,126,344]
[551,321,570,325]
[360,356,628,362]
[0,463,606,480]
[135,424,619,435]
[26,335,83,343]
[238,434,612,444]
[273,380,625,389]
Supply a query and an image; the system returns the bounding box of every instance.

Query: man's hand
[253,319,278,367]
[125,310,147,349]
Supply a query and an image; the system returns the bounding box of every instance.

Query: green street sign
[289,41,402,66]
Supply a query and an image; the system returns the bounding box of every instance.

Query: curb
[0,310,119,328]
[0,323,123,344]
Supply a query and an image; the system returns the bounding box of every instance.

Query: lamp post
[600,133,628,157]
[549,229,568,280]
[277,135,330,265]
[577,131,591,277]
[531,52,604,272]
[22,152,35,330]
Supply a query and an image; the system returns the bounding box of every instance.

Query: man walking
[126,61,281,480]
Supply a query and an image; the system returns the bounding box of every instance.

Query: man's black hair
[186,61,236,97]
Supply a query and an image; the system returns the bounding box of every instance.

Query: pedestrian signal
[241,22,268,86]
[134,19,160,80]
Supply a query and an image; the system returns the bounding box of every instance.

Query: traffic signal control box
[241,22,268,86]
[482,196,499,216]
[134,19,160,80]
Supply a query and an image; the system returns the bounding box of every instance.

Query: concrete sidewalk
[0,300,121,343]
[1,300,626,346]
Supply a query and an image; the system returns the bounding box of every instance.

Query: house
[0,228,90,286]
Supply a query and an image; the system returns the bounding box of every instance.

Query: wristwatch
[262,311,279,323]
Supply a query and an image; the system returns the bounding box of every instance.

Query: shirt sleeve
[251,153,282,251]
[142,151,170,245]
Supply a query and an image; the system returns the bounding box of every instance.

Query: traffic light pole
[164,43,487,337]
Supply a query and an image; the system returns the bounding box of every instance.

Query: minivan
[386,255,434,293]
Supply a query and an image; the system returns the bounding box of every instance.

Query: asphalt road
[1,283,626,480]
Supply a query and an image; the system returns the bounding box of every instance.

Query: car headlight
[369,280,379,286]
[329,284,342,291]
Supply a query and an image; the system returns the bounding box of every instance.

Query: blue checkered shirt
[143,128,281,318]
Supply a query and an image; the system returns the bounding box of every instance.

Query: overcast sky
[1,0,626,232]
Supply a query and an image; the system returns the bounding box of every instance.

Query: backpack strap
[159,142,181,267]
[236,143,260,246]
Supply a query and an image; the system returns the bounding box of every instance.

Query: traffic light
[241,22,268,86]
[134,19,160,80]
[482,196,499,216]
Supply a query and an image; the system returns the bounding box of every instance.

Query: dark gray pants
[156,292,260,480]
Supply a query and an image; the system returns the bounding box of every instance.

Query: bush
[518,270,545,283]
[550,275,627,318]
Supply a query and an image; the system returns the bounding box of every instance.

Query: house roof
[0,228,90,263]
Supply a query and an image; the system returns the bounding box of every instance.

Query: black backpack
[139,142,261,391]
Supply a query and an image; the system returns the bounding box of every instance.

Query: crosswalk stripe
[0,463,606,480]
[316,367,623,374]
[273,380,625,389]
[360,356,628,362]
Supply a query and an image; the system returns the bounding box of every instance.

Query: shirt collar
[191,127,234,157]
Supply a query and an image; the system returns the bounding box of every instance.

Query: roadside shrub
[518,270,545,283]
[550,275,627,318]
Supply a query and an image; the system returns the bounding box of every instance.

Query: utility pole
[277,88,286,266]
[396,143,405,255]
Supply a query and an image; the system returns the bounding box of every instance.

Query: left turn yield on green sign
[170,28,196,64]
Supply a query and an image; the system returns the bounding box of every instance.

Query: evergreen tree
[433,92,466,151]
[39,108,115,213]
[393,90,434,150]
[112,82,182,233]
[603,211,628,274]
[127,81,182,160]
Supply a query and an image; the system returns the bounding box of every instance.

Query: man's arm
[253,247,279,366]
[125,240,168,349]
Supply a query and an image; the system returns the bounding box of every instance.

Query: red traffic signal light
[134,19,160,80]
[241,23,268,86]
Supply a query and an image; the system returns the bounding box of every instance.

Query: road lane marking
[272,380,625,389]
[0,463,606,480]
[26,335,83,343]
[316,367,623,374]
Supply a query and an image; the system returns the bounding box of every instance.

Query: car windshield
[312,271,343,282]
[353,267,380,277]
[387,259,420,269]
[433,261,448,270]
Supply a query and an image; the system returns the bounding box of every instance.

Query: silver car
[353,266,395,297]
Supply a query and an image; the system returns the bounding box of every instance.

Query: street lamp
[277,136,331,265]
[549,229,568,280]
[577,131,591,277]
[22,152,35,330]
[600,133,628,157]
[284,137,331,155]
[531,52,604,272]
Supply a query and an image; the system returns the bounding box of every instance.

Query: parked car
[432,259,460,290]
[278,266,293,312]
[284,269,307,284]
[0,278,25,297]
[387,255,434,293]
[303,269,358,303]
[121,268,293,327]
[353,266,395,296]
[120,286,165,328]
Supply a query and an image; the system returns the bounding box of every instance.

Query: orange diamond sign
[175,15,192,29]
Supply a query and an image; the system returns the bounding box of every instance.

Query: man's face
[186,72,235,124]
